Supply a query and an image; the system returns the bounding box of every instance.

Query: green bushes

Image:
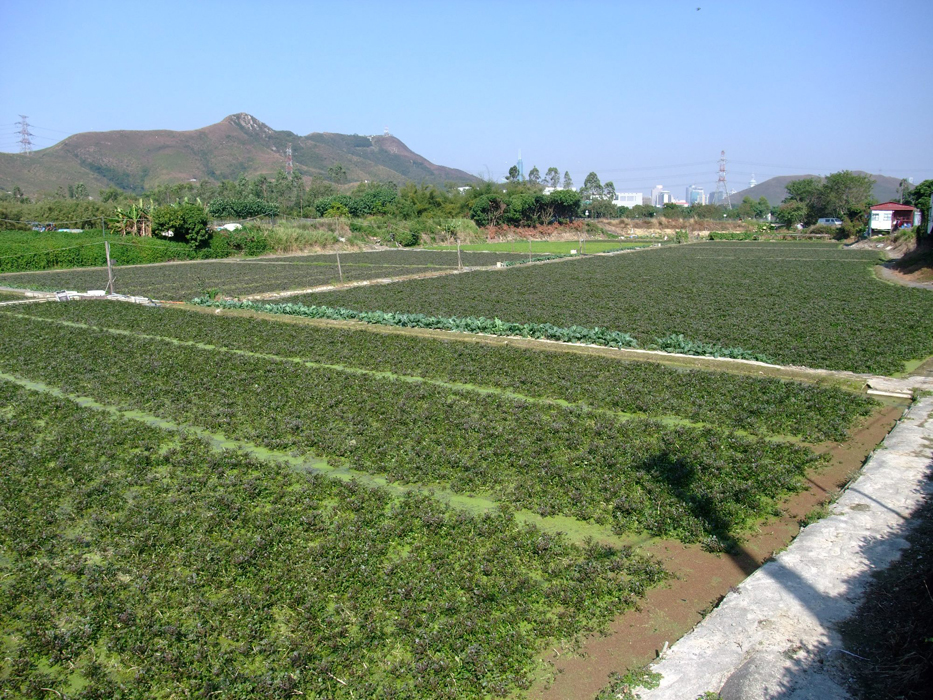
[708,231,759,241]
[206,196,278,219]
[0,230,199,273]
[207,227,270,257]
[151,203,210,247]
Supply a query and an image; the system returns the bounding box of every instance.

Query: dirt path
[874,263,933,290]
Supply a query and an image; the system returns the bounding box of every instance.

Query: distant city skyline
[2,0,931,197]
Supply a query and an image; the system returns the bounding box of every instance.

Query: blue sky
[2,0,931,196]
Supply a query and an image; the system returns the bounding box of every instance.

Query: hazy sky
[2,0,931,196]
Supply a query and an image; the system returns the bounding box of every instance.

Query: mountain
[724,171,906,206]
[0,113,479,195]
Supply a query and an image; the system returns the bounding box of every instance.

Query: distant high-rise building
[651,185,664,207]
[686,185,705,206]
[749,173,757,189]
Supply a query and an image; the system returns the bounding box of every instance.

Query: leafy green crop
[0,249,529,300]
[14,301,874,442]
[0,380,666,698]
[298,242,932,374]
[0,309,824,545]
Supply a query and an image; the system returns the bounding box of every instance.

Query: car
[817,218,844,226]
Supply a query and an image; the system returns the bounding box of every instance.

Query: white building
[613,192,642,209]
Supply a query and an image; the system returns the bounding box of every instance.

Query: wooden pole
[457,239,462,270]
[104,241,115,294]
[528,238,532,262]
[336,250,343,283]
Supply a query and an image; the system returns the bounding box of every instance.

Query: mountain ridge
[0,114,479,195]
[724,171,906,206]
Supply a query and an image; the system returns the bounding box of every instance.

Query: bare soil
[531,402,905,700]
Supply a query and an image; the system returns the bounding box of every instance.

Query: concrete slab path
[635,397,933,699]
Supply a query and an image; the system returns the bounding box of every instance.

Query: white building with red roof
[869,201,921,233]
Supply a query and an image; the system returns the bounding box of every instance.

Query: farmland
[0,250,528,301]
[301,241,933,374]
[424,240,659,254]
[0,239,916,698]
[0,229,201,273]
[0,381,668,698]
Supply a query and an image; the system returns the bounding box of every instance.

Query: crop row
[0,261,445,300]
[0,310,822,545]
[191,297,773,362]
[0,250,533,301]
[15,302,875,442]
[248,249,529,267]
[303,242,933,374]
[0,380,666,698]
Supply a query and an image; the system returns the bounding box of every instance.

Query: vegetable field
[0,381,667,698]
[0,241,908,697]
[0,249,527,301]
[424,240,658,254]
[302,242,933,374]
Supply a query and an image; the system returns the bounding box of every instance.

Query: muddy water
[533,402,906,700]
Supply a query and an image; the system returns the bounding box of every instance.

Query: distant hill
[725,171,906,206]
[0,113,479,196]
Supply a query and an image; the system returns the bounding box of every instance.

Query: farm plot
[0,250,527,301]
[299,241,933,374]
[0,290,25,302]
[0,381,667,698]
[16,301,876,443]
[424,240,656,254]
[0,304,871,545]
[248,249,530,267]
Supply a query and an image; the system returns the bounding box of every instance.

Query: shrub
[208,228,270,258]
[152,204,210,247]
[207,197,278,219]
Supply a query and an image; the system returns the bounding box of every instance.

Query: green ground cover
[0,306,829,545]
[0,291,24,302]
[0,381,666,698]
[0,250,527,300]
[16,302,875,442]
[251,250,529,267]
[296,242,932,374]
[424,240,655,254]
[0,230,200,273]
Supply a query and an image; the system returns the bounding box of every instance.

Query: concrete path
[635,397,933,699]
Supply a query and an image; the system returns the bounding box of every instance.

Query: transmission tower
[285,143,293,176]
[15,115,33,155]
[715,150,732,209]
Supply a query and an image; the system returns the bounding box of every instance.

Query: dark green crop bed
[0,261,443,300]
[0,380,666,698]
[249,249,529,267]
[0,307,823,545]
[297,242,931,374]
[13,302,876,442]
[0,250,530,301]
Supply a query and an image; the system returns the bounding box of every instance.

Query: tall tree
[603,181,617,202]
[817,171,874,220]
[527,166,541,185]
[562,171,573,190]
[505,165,520,182]
[580,172,604,200]
[545,167,560,188]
